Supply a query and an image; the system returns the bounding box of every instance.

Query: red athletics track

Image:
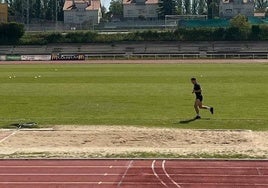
[0,159,267,188]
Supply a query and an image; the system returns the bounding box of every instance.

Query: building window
[225,9,232,14]
[138,9,145,14]
[235,8,241,14]
[149,9,154,15]
[127,10,133,15]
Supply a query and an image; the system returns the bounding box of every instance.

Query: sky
[101,0,111,9]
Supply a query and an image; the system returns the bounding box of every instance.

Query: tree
[198,0,206,15]
[44,0,54,20]
[205,0,212,18]
[158,0,177,18]
[109,0,123,17]
[209,0,219,18]
[230,14,251,39]
[191,0,198,14]
[9,0,24,22]
[225,27,242,40]
[5,0,16,16]
[100,6,108,22]
[175,0,183,15]
[101,6,107,16]
[230,14,250,29]
[260,25,268,40]
[0,22,25,44]
[212,27,225,40]
[250,25,261,40]
[6,0,64,22]
[255,0,267,10]
[183,0,191,14]
[33,0,42,19]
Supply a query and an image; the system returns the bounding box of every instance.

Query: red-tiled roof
[123,0,158,5]
[63,0,101,11]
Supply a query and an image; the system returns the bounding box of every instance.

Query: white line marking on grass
[151,160,168,188]
[0,129,19,144]
[19,128,54,131]
[162,160,181,188]
[117,160,133,188]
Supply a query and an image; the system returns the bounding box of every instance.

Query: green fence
[180,17,268,28]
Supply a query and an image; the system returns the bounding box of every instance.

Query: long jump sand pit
[0,126,268,158]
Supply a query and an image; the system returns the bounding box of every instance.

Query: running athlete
[191,77,214,119]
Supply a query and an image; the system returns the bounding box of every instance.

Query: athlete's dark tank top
[194,83,202,97]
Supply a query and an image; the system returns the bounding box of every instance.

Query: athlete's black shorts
[196,95,203,102]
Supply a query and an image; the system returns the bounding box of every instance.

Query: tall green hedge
[177,25,268,41]
[13,24,268,45]
[0,22,24,44]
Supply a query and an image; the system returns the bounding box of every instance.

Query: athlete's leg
[197,100,214,114]
[194,100,199,114]
[197,100,210,110]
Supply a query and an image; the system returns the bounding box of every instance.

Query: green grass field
[0,63,268,130]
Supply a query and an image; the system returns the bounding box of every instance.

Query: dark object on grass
[179,117,211,124]
[10,122,38,129]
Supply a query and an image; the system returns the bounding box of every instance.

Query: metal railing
[1,53,268,61]
[84,53,268,60]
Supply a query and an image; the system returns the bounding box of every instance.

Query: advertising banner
[51,54,85,61]
[21,55,51,61]
[0,55,6,61]
[6,55,21,61]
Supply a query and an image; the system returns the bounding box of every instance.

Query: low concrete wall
[0,41,268,56]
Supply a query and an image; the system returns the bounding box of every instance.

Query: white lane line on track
[162,160,181,188]
[0,166,131,168]
[0,182,179,185]
[2,173,268,176]
[2,182,268,186]
[117,160,133,188]
[0,129,19,144]
[257,168,263,175]
[2,166,267,169]
[151,160,168,188]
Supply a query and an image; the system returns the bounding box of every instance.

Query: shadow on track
[178,117,211,124]
[178,118,197,124]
